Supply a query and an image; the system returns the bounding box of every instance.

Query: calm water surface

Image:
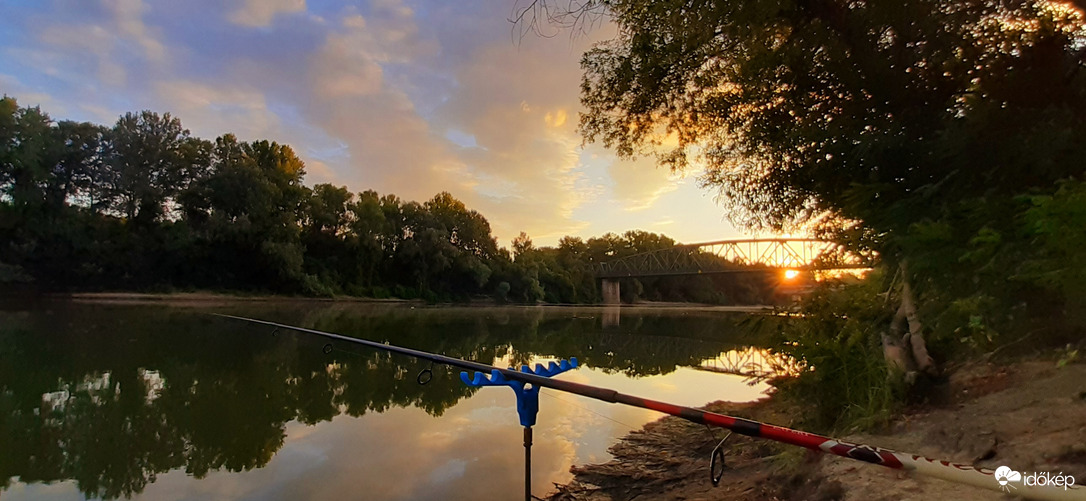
[0,300,779,500]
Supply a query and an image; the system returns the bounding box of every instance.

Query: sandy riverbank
[546,354,1086,500]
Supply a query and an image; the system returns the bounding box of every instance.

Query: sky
[0,0,747,247]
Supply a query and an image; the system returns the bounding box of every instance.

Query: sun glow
[783,269,800,280]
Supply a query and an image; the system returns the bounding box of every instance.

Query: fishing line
[327,337,637,430]
[319,334,638,435]
[230,315,1085,501]
[539,388,639,432]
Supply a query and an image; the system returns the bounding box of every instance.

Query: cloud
[30,0,167,89]
[229,0,306,27]
[310,29,385,97]
[103,0,165,61]
[4,0,612,245]
[0,74,66,115]
[304,159,339,186]
[3,0,733,247]
[431,35,605,244]
[153,80,281,141]
[293,7,468,199]
[38,24,126,86]
[607,154,683,212]
[152,75,351,191]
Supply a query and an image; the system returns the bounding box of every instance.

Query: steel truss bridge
[697,347,805,382]
[596,238,871,279]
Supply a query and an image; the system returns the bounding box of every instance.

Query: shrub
[773,272,904,431]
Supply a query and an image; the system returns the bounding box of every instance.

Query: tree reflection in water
[0,302,774,499]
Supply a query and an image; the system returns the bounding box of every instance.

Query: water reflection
[0,302,776,500]
[697,347,805,383]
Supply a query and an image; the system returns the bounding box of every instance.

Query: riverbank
[60,291,420,306]
[545,352,1086,500]
[51,292,776,313]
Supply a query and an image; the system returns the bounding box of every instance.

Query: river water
[0,300,781,500]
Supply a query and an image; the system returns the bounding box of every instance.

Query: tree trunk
[882,261,937,382]
[900,277,935,374]
[881,330,914,378]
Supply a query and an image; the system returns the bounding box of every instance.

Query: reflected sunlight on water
[697,347,805,382]
[2,303,781,500]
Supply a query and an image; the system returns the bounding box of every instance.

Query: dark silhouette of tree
[520,0,1086,377]
[0,94,795,305]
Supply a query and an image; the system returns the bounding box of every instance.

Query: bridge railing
[596,238,871,278]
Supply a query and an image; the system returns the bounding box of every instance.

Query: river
[0,299,782,500]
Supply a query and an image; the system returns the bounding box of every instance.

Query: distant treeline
[0,95,778,303]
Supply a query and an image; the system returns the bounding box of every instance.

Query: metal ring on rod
[417,361,434,385]
[710,431,731,486]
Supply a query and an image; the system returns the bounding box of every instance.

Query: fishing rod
[217,315,1084,501]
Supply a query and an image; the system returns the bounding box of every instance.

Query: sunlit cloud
[432,34,603,243]
[154,80,281,140]
[31,0,166,89]
[104,0,166,61]
[607,155,683,212]
[0,0,741,248]
[311,30,386,97]
[0,74,65,115]
[304,159,340,186]
[229,0,306,28]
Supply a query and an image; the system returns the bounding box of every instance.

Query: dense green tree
[304,184,352,237]
[424,191,498,259]
[180,134,309,291]
[570,0,1085,230]
[301,184,354,289]
[108,111,208,225]
[511,231,534,258]
[47,121,111,212]
[524,0,1086,376]
[0,97,53,211]
[0,93,784,304]
[556,236,599,302]
[346,190,389,289]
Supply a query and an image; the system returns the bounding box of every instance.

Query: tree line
[0,96,778,304]
[523,0,1086,426]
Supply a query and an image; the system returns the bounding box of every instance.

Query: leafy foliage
[580,0,1086,235]
[0,94,782,304]
[553,0,1086,425]
[773,272,904,431]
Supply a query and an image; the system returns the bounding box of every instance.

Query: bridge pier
[601,278,621,305]
[602,305,621,328]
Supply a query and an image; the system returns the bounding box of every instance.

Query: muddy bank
[61,291,417,305]
[546,356,1086,500]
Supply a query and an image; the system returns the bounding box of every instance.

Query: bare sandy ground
[546,357,1086,501]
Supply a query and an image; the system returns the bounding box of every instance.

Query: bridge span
[596,238,870,304]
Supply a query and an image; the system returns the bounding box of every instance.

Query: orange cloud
[229,0,306,27]
[606,154,684,212]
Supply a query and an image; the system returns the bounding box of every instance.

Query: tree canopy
[517,0,1086,381]
[575,0,1086,239]
[0,94,782,305]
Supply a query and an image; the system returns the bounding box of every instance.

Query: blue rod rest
[460,358,579,427]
